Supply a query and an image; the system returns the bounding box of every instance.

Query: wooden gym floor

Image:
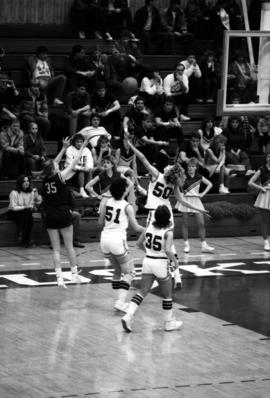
[0,235,270,398]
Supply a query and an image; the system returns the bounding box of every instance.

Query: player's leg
[159,273,182,332]
[47,228,66,288]
[61,225,82,283]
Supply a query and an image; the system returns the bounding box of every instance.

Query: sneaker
[79,31,86,39]
[180,114,190,121]
[206,98,214,103]
[164,318,183,332]
[183,241,190,253]
[219,185,230,194]
[245,169,255,176]
[80,188,89,198]
[94,31,103,40]
[71,273,83,283]
[130,33,140,42]
[105,32,113,41]
[196,98,203,103]
[57,277,67,289]
[264,241,270,251]
[114,300,129,313]
[53,98,64,106]
[201,242,215,253]
[121,315,132,332]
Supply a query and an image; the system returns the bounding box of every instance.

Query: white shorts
[100,233,129,264]
[142,257,170,280]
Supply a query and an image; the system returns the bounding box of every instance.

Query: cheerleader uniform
[254,165,270,209]
[175,173,205,213]
[41,173,72,229]
[117,143,135,174]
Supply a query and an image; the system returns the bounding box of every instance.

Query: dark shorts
[44,206,72,229]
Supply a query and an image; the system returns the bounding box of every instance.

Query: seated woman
[91,135,113,169]
[8,174,42,247]
[197,117,222,153]
[223,116,254,176]
[64,133,94,198]
[205,134,232,194]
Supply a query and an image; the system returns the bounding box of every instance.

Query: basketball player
[98,177,145,312]
[121,205,182,332]
[41,136,89,288]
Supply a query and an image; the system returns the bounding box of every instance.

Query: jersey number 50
[153,182,173,199]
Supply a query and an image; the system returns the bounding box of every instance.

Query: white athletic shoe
[219,185,230,194]
[201,242,215,253]
[121,315,132,332]
[114,300,129,313]
[164,318,183,332]
[71,273,83,283]
[80,188,89,198]
[57,277,67,289]
[264,241,270,251]
[183,241,190,253]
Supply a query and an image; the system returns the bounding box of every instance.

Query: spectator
[64,84,91,136]
[64,133,94,198]
[26,46,66,105]
[212,0,231,54]
[8,174,42,247]
[199,0,217,40]
[198,118,222,153]
[223,116,254,175]
[154,96,183,152]
[99,0,136,40]
[201,50,219,103]
[19,82,50,139]
[185,0,202,37]
[257,116,270,153]
[139,68,164,110]
[79,113,111,149]
[0,73,20,122]
[0,119,24,179]
[205,134,231,194]
[123,96,150,140]
[163,63,190,121]
[176,131,208,177]
[24,122,46,175]
[133,0,174,55]
[180,52,203,103]
[88,45,122,95]
[91,135,113,168]
[161,0,194,54]
[70,0,107,39]
[63,44,94,91]
[91,82,121,138]
[231,50,257,103]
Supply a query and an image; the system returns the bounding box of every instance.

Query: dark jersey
[41,173,72,229]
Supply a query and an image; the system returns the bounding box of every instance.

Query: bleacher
[0,24,262,246]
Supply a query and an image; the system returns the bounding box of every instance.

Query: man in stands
[0,118,24,179]
[64,84,91,136]
[180,51,203,103]
[133,0,174,54]
[163,63,190,121]
[91,82,121,139]
[79,113,111,149]
[26,46,66,105]
[0,73,20,123]
[19,81,51,140]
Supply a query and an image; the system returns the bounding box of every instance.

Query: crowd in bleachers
[0,0,268,247]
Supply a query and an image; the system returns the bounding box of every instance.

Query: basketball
[122,77,138,95]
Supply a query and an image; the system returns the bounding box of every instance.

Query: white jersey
[144,223,172,259]
[101,197,129,239]
[145,173,174,210]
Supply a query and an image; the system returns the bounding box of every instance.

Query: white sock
[55,268,63,279]
[163,309,173,322]
[71,265,78,274]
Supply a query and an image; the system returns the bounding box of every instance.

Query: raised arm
[126,140,158,179]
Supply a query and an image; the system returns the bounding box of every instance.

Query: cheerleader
[175,157,214,253]
[248,152,270,251]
